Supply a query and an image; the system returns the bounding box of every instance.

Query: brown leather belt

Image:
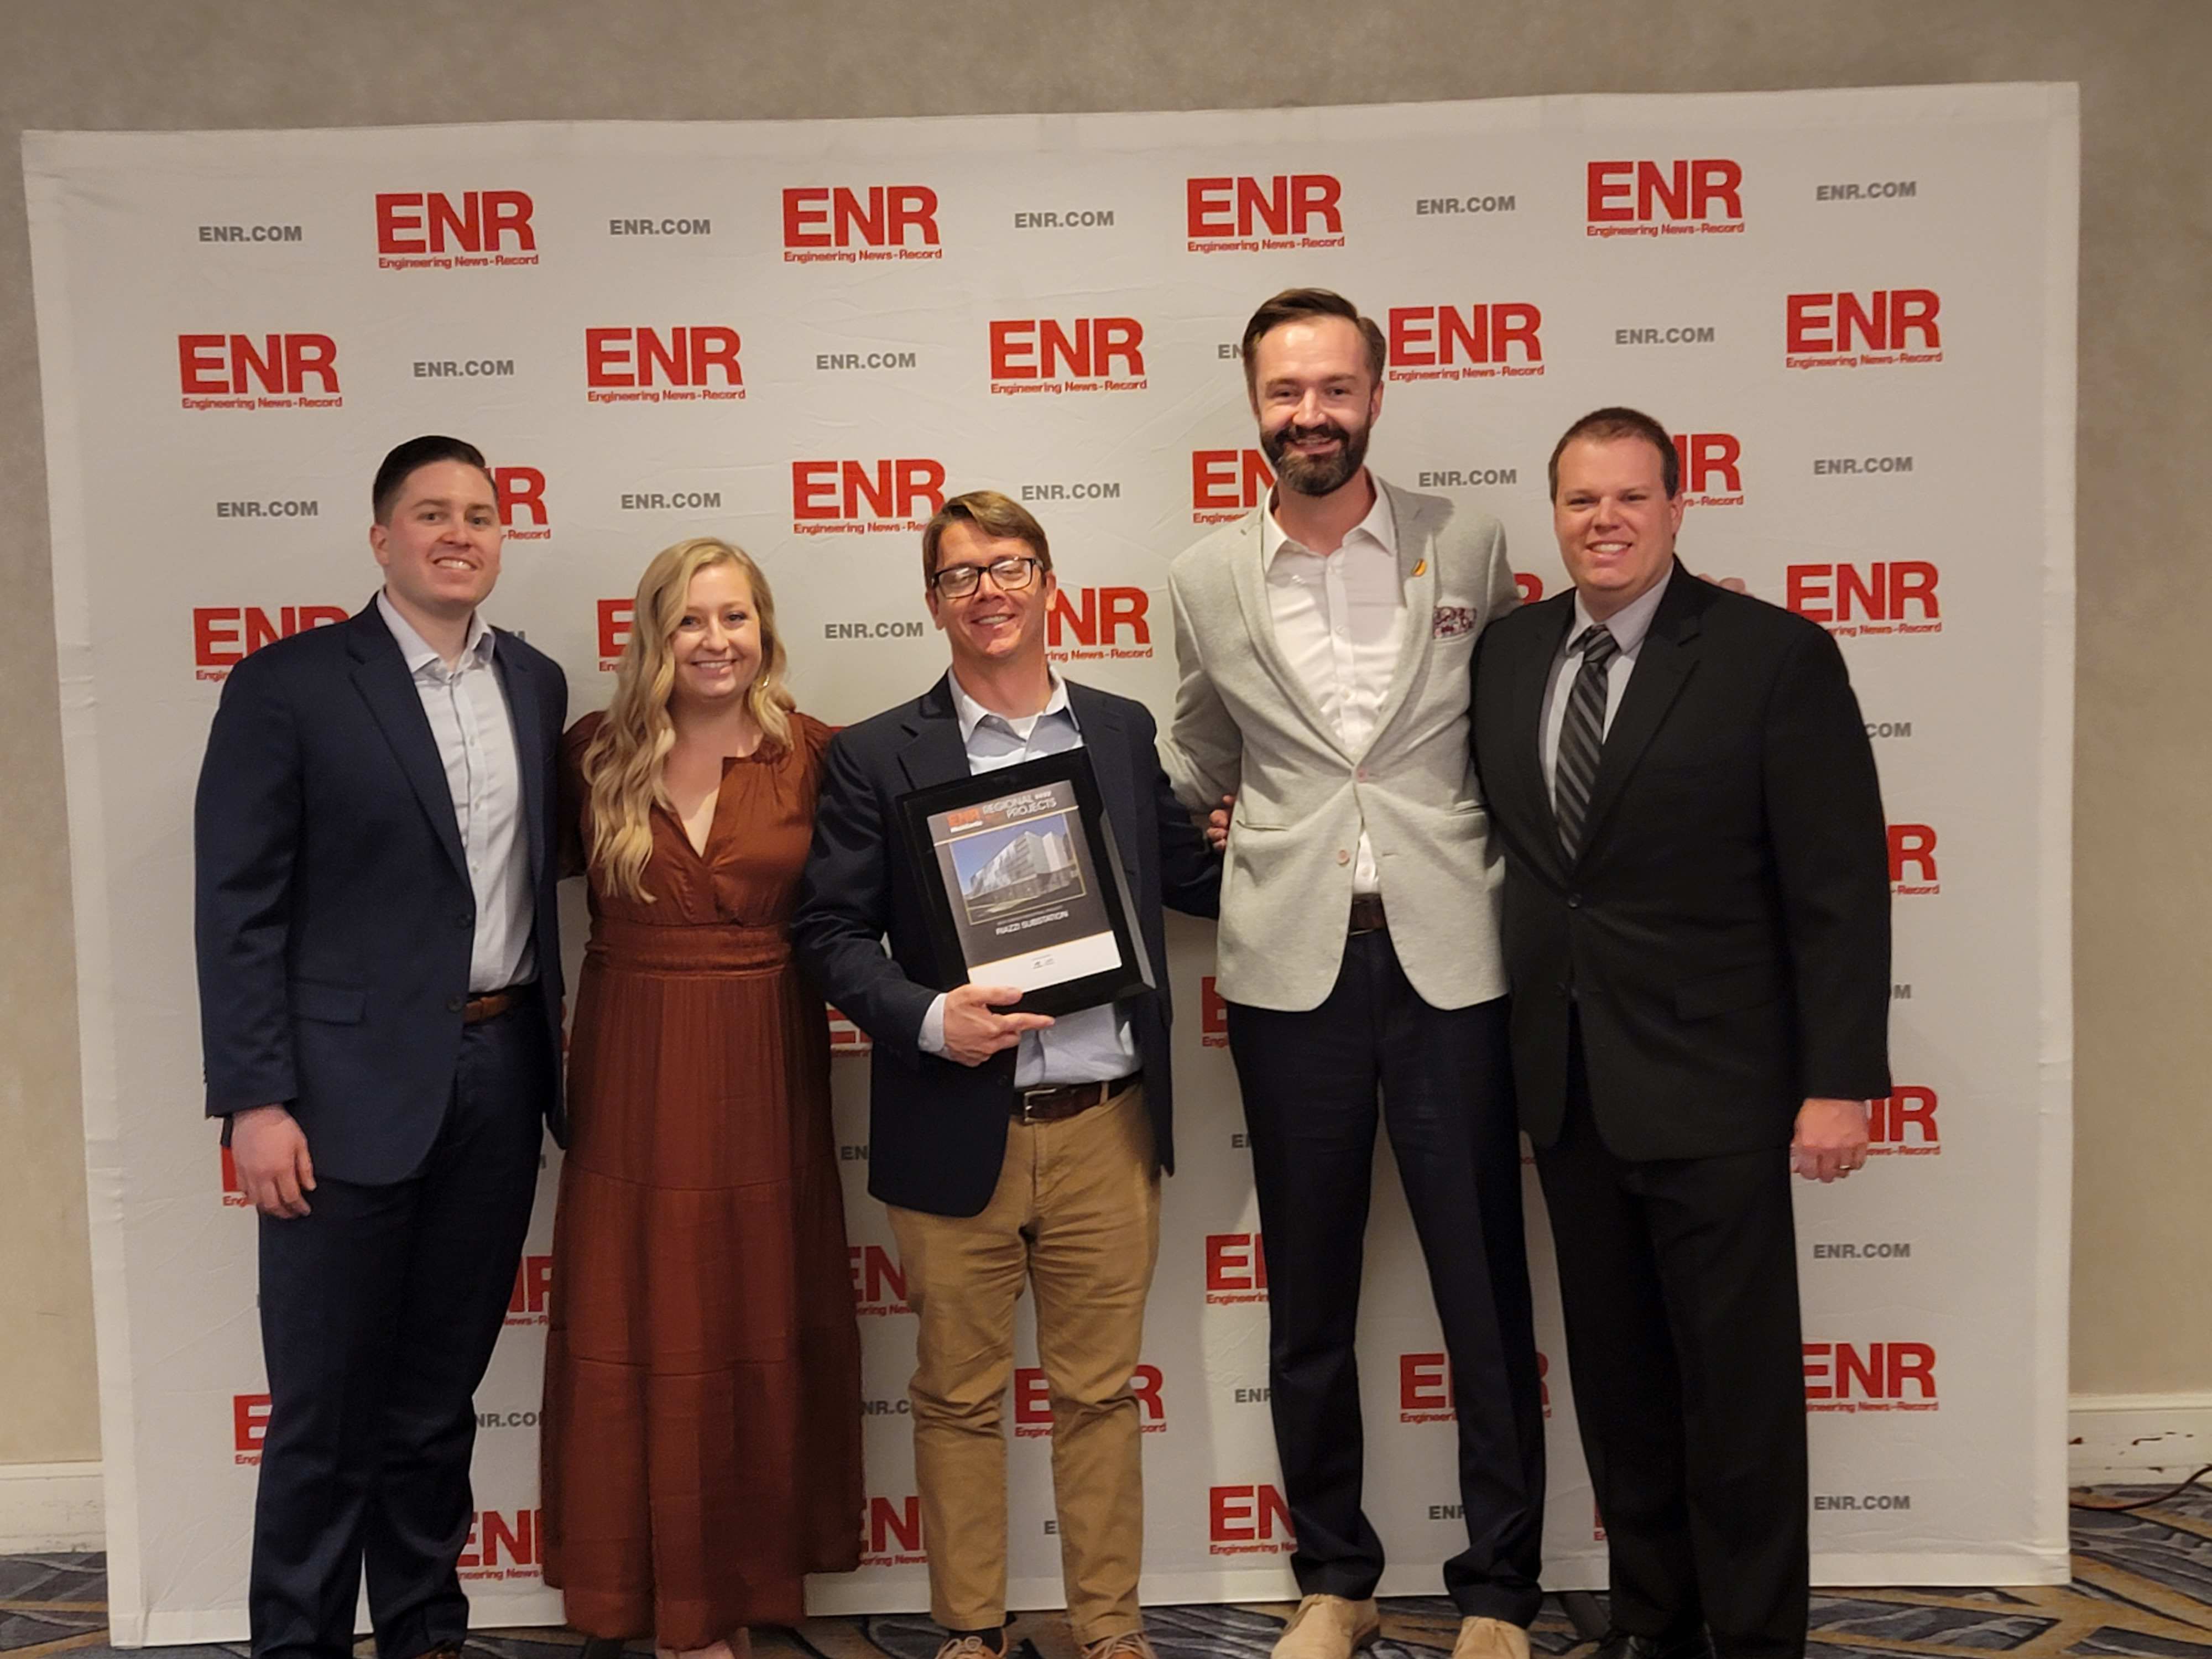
[463,988,523,1025]
[1348,893,1388,936]
[1013,1076,1136,1124]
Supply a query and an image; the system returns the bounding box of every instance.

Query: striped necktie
[1553,624,1620,860]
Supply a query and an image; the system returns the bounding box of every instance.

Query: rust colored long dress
[541,711,862,1646]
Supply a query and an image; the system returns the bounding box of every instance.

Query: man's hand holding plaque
[939,982,1055,1066]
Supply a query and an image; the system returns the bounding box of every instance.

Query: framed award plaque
[895,748,1155,1018]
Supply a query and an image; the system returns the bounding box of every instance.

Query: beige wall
[3,0,2204,1464]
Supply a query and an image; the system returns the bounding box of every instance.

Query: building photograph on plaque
[898,749,1154,1018]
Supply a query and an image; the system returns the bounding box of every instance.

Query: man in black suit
[1470,409,1890,1659]
[794,491,1218,1659]
[195,435,566,1659]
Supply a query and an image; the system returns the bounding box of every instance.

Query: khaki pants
[885,1084,1160,1644]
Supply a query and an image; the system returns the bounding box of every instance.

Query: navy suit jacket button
[1567,893,1583,909]
[446,995,465,1013]
[457,912,473,928]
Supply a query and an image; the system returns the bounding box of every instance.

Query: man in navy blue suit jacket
[195,436,566,1659]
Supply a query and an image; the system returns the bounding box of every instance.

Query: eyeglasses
[931,555,1043,598]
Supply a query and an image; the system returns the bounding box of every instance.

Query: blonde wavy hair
[580,538,795,900]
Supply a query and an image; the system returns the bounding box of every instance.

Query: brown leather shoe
[1453,1618,1531,1659]
[1081,1633,1159,1659]
[1272,1595,1382,1659]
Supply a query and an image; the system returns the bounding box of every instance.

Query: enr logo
[1802,1342,1938,1412]
[585,327,742,393]
[1399,1351,1555,1422]
[1868,1087,1940,1155]
[178,334,340,399]
[1187,176,1343,243]
[374,191,535,255]
[193,605,348,681]
[1208,1484,1295,1553]
[233,1392,272,1462]
[1786,290,1942,356]
[1587,160,1744,227]
[1887,825,1939,895]
[1199,976,1228,1049]
[863,1494,928,1563]
[506,1254,552,1326]
[1014,1364,1166,1438]
[989,318,1145,384]
[1204,1234,1266,1303]
[493,467,550,540]
[849,1243,912,1317]
[1385,305,1544,374]
[596,598,633,672]
[791,460,947,533]
[1785,562,1940,635]
[783,187,941,258]
[1191,449,1275,523]
[1046,588,1150,660]
[1672,433,1744,503]
[458,1509,544,1576]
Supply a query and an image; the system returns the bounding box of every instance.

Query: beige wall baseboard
[2068,1392,2212,1481]
[0,1460,102,1552]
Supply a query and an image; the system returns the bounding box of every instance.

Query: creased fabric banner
[25,83,2077,1646]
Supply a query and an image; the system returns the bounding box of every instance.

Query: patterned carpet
[6,1488,2209,1659]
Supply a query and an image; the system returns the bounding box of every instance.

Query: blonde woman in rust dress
[542,538,862,1659]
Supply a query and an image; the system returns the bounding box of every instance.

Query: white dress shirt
[917,671,1141,1088]
[1261,480,1404,894]
[375,592,535,992]
[1538,565,1676,795]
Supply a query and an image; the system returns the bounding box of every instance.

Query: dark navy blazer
[194,598,567,1184]
[792,674,1220,1218]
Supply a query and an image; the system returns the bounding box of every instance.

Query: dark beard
[1262,418,1370,498]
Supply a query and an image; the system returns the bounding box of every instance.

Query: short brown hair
[1547,406,1680,500]
[920,489,1053,586]
[1240,288,1387,395]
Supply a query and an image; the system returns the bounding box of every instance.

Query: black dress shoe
[578,1639,632,1659]
[1588,1631,1715,1659]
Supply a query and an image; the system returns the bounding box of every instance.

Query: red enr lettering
[1693,159,1744,220]
[783,188,832,247]
[179,335,229,394]
[494,467,547,528]
[375,193,427,253]
[1887,825,1937,884]
[1187,178,1235,237]
[597,598,633,658]
[1786,294,1834,354]
[792,461,841,520]
[1587,162,1635,222]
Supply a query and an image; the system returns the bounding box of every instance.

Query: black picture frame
[895,748,1155,1018]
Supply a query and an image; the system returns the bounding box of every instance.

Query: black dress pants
[250,1005,548,1659]
[1225,929,1544,1623]
[1533,1024,1808,1659]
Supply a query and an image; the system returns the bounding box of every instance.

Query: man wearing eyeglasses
[795,490,1219,1659]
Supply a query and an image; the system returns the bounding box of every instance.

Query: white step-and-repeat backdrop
[27,82,2077,1645]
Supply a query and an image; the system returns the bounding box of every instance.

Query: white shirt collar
[947,667,1071,744]
[1569,563,1676,658]
[1262,471,1397,566]
[377,589,494,674]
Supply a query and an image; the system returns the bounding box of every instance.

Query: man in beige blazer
[1160,289,1542,1659]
